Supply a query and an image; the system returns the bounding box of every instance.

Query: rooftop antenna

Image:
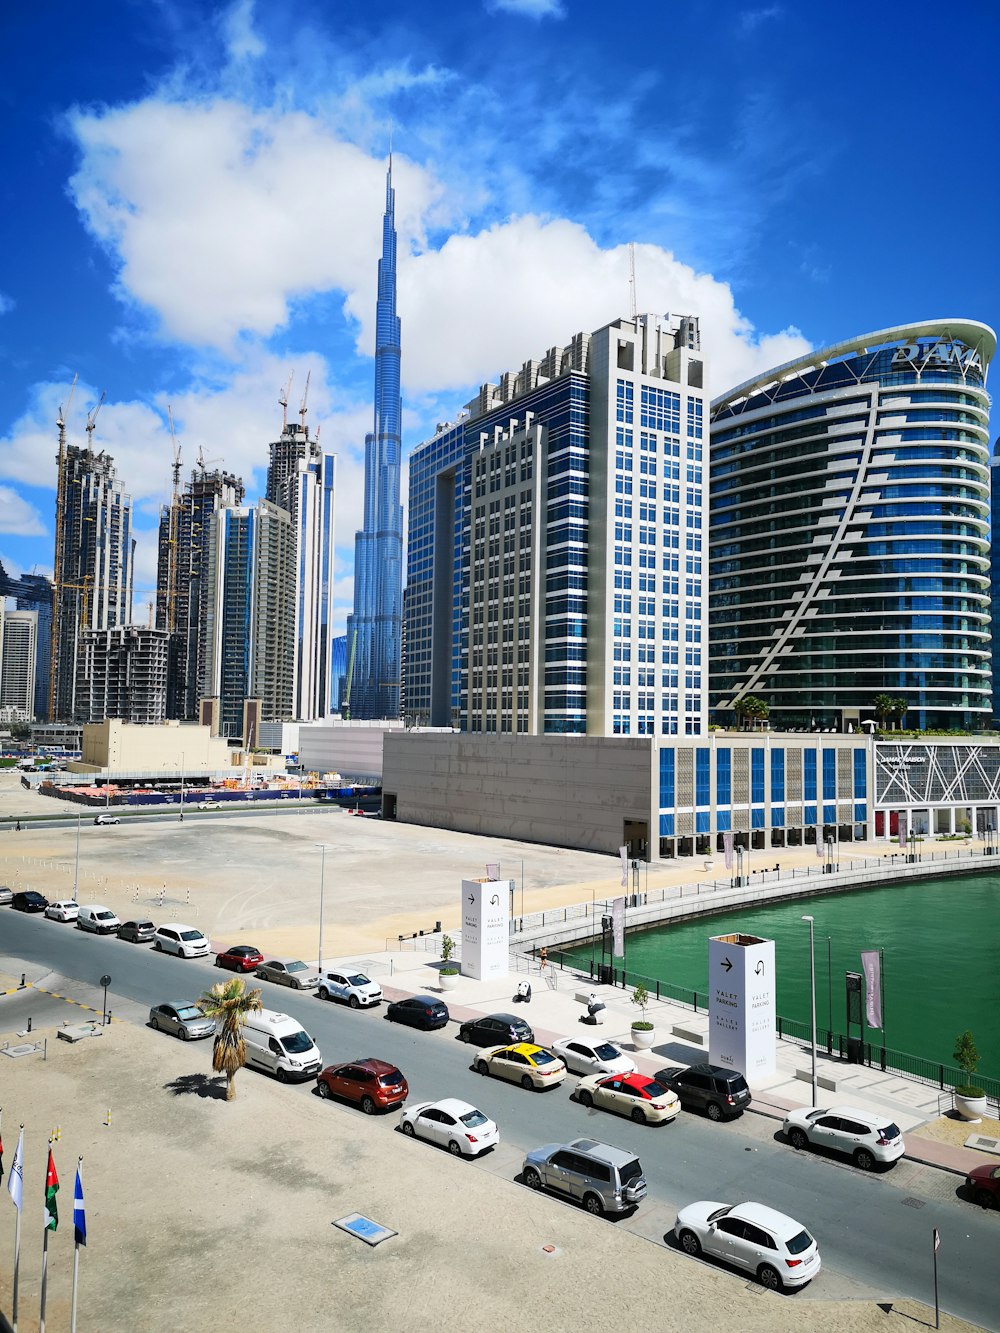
[85,390,106,455]
[279,371,294,431]
[298,369,311,430]
[628,242,637,322]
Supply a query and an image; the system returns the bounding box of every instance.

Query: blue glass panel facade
[696,748,710,806]
[659,747,675,808]
[771,748,784,802]
[804,750,817,801]
[716,747,730,804]
[823,749,836,800]
[854,748,867,797]
[751,748,765,803]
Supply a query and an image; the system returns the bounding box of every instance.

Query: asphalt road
[2,908,997,1330]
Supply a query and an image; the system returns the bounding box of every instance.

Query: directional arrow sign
[489,894,500,906]
[721,957,733,972]
[755,960,765,976]
[467,894,475,904]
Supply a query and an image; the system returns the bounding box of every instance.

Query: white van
[77,904,122,935]
[243,1010,322,1083]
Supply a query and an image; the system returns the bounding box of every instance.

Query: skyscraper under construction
[345,159,403,719]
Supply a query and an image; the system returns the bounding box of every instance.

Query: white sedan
[674,1200,821,1291]
[551,1037,636,1077]
[399,1098,499,1158]
[44,900,79,923]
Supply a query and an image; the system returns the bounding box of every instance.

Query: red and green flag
[44,1149,59,1232]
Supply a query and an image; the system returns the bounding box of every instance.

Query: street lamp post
[802,914,818,1104]
[72,813,81,902]
[315,844,328,975]
[180,752,185,821]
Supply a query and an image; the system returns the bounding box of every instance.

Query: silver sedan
[148,1002,216,1041]
[550,1037,636,1077]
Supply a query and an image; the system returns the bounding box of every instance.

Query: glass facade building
[710,320,995,731]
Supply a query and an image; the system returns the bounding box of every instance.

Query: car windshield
[348,974,370,985]
[180,931,203,942]
[531,1050,557,1066]
[594,1043,621,1060]
[460,1109,488,1128]
[880,1122,901,1139]
[786,1229,814,1255]
[280,1031,314,1054]
[97,912,115,921]
[379,1070,404,1086]
[619,1159,643,1186]
[176,1007,203,1021]
[286,961,308,972]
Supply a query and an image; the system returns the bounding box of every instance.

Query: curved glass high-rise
[710,320,995,731]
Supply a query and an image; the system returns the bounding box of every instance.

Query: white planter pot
[955,1092,987,1122]
[439,970,459,991]
[631,1025,655,1050]
[703,859,715,872]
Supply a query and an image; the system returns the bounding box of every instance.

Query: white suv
[782,1104,904,1170]
[153,923,211,958]
[317,969,383,1008]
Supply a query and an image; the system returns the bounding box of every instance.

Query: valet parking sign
[461,879,509,981]
[708,933,776,1080]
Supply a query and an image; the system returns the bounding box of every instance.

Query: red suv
[317,1058,408,1114]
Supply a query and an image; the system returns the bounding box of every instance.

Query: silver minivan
[522,1137,647,1215]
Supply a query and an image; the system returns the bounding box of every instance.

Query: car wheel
[318,988,330,1001]
[524,1167,542,1191]
[276,1068,289,1084]
[214,958,221,967]
[520,1074,534,1091]
[788,1127,809,1150]
[706,1102,723,1122]
[180,1028,190,1041]
[476,1060,490,1077]
[578,1089,594,1108]
[758,1264,782,1292]
[582,1192,604,1216]
[150,1018,159,1031]
[679,1229,701,1257]
[631,1107,647,1124]
[854,1148,876,1171]
[447,1140,463,1157]
[974,1188,995,1208]
[460,1029,472,1043]
[349,995,360,1010]
[401,1120,415,1137]
[317,1081,331,1099]
[154,940,162,951]
[361,1096,377,1115]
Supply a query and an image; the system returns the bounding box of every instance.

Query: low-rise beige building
[71,719,234,775]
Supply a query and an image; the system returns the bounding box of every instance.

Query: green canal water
[564,870,1000,1081]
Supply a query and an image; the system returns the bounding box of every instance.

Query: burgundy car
[215,945,264,972]
[316,1058,408,1115]
[967,1163,1000,1208]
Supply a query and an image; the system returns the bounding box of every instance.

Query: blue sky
[2,0,997,633]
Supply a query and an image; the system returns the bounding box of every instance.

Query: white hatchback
[400,1098,499,1158]
[44,900,79,923]
[153,923,211,958]
[782,1104,904,1170]
[674,1200,821,1291]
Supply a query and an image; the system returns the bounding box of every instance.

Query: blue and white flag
[73,1162,86,1247]
[7,1127,23,1213]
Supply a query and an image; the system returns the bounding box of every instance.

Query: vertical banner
[486,863,499,881]
[860,950,882,1029]
[898,810,907,847]
[612,896,625,957]
[618,845,628,888]
[723,831,733,870]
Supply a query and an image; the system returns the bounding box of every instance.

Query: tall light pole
[802,914,818,1104]
[72,812,81,902]
[315,844,329,975]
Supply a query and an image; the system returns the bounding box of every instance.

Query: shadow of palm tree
[164,1072,228,1100]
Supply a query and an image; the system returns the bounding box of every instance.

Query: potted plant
[630,982,655,1049]
[439,934,459,990]
[953,1030,987,1121]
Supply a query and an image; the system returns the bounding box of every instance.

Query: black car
[386,996,450,1031]
[653,1063,752,1121]
[12,891,48,913]
[458,1012,534,1047]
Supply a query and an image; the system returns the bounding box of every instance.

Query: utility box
[708,933,776,1081]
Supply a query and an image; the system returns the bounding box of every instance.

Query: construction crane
[167,404,182,499]
[196,443,224,471]
[84,390,106,454]
[279,371,294,431]
[342,628,358,720]
[50,375,78,720]
[162,405,183,634]
[298,369,311,430]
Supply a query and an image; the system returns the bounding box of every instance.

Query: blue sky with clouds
[1,0,997,633]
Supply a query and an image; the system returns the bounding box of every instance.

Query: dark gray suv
[654,1063,751,1120]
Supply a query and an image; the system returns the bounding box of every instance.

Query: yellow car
[476,1042,567,1091]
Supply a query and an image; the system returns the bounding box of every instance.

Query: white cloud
[0,487,46,537]
[221,0,264,62]
[740,5,783,31]
[486,0,566,17]
[0,292,14,315]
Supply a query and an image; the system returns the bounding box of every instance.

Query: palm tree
[198,976,263,1101]
[892,697,908,730]
[872,694,893,729]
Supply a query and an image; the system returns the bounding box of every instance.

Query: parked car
[44,900,80,923]
[0,885,14,906]
[385,995,449,1030]
[152,923,211,958]
[196,800,220,810]
[458,1012,534,1047]
[94,813,121,825]
[243,1010,322,1082]
[575,1072,681,1125]
[967,1163,1000,1209]
[12,891,48,913]
[316,1058,408,1114]
[255,959,320,990]
[522,1138,647,1216]
[551,1037,636,1078]
[399,1098,499,1157]
[215,945,264,972]
[77,904,121,935]
[475,1043,567,1090]
[673,1200,821,1291]
[782,1104,904,1170]
[654,1063,752,1121]
[317,968,382,1008]
[148,1001,216,1041]
[117,919,155,944]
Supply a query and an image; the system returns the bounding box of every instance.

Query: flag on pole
[486,863,499,880]
[0,1123,4,1185]
[7,1127,22,1212]
[723,831,733,871]
[860,950,882,1029]
[933,1227,940,1253]
[73,1164,86,1247]
[619,845,628,888]
[44,1149,59,1232]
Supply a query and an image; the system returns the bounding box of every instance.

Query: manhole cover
[902,1197,926,1209]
